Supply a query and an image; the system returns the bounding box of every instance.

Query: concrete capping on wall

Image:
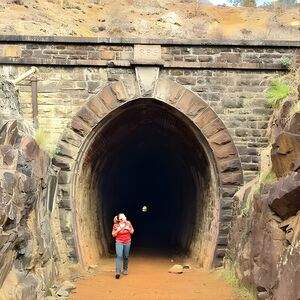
[0,35,300,47]
[0,57,291,70]
[0,45,298,70]
[53,77,243,268]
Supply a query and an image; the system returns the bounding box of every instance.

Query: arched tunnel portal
[75,99,219,268]
[54,79,243,269]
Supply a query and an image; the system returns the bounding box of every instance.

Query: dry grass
[35,127,57,158]
[216,269,258,300]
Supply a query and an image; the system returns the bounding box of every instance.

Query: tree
[242,0,256,6]
[275,0,298,7]
[231,0,299,7]
[229,0,256,7]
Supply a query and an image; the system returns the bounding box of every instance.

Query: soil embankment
[0,0,299,41]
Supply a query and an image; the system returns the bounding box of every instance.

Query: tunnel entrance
[74,98,220,267]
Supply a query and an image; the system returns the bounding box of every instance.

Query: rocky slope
[227,95,300,300]
[0,77,70,300]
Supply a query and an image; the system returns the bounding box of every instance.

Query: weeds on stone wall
[266,80,290,108]
[260,168,277,184]
[280,56,291,68]
[217,269,258,300]
[251,167,277,196]
[264,55,299,110]
[35,127,57,158]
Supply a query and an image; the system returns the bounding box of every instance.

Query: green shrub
[266,80,290,108]
[280,56,291,68]
[34,128,57,158]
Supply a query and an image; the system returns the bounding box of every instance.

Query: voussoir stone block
[222,186,239,197]
[59,209,73,233]
[58,171,73,184]
[209,129,232,145]
[58,183,72,198]
[56,142,79,159]
[154,79,185,105]
[202,118,225,138]
[61,129,83,148]
[219,158,241,173]
[52,155,74,171]
[221,170,243,185]
[70,116,92,137]
[122,78,140,99]
[212,142,237,159]
[193,108,216,128]
[175,90,207,118]
[86,95,109,119]
[76,106,100,128]
[111,81,129,101]
[99,85,120,109]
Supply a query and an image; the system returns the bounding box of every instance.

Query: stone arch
[53,77,243,268]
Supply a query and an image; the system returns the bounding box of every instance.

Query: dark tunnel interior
[90,99,212,256]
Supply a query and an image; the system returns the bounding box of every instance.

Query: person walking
[112,213,134,279]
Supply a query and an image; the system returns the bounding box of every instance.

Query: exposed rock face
[228,97,300,300]
[0,76,20,116]
[0,78,61,300]
[271,112,300,177]
[267,172,300,220]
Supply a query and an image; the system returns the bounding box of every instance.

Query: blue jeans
[115,242,131,274]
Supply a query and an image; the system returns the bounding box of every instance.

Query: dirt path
[69,255,237,300]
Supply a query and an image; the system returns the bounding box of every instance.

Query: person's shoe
[123,270,128,275]
[115,274,120,279]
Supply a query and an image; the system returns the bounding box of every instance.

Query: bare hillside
[0,0,299,40]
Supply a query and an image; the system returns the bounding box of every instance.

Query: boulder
[267,172,300,219]
[271,131,300,177]
[286,111,300,134]
[57,280,76,293]
[267,99,294,141]
[280,212,300,245]
[271,109,300,177]
[56,289,69,298]
[168,264,183,274]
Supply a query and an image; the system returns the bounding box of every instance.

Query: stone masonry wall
[0,38,299,181]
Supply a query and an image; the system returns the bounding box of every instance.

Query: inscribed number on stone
[134,45,161,63]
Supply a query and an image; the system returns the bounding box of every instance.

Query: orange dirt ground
[69,254,238,300]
